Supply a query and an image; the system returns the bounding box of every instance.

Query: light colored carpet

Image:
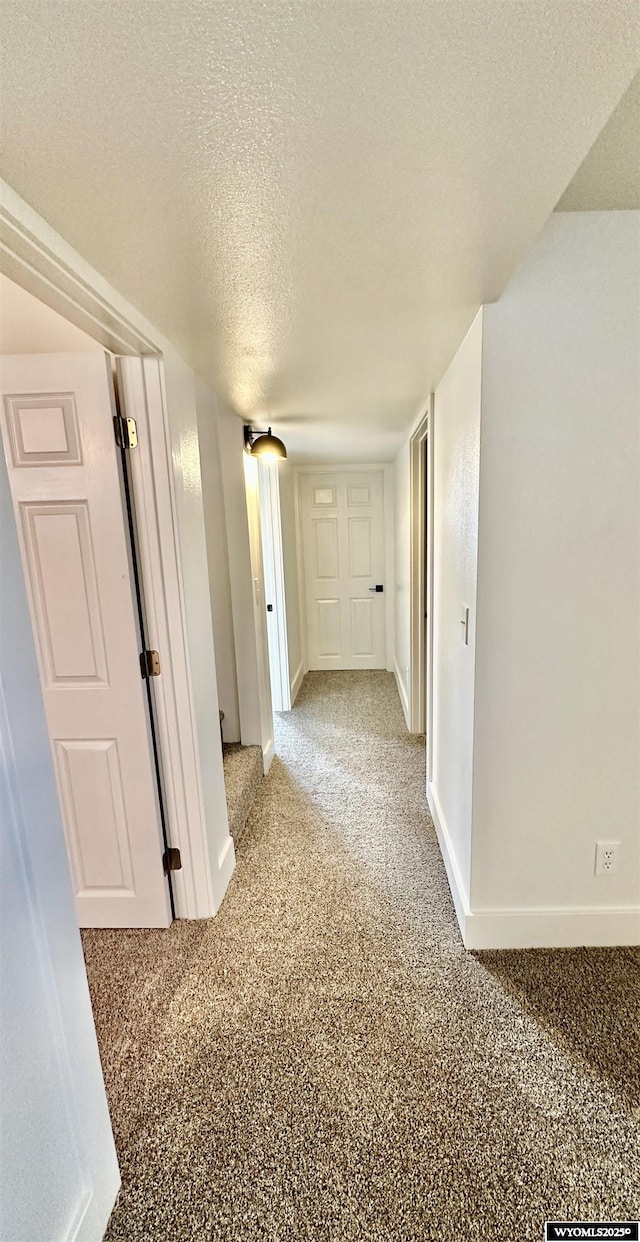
[222,742,263,844]
[82,671,640,1242]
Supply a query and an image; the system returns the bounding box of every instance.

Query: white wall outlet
[460,605,469,645]
[594,841,620,876]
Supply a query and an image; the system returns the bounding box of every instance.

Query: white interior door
[300,470,386,670]
[243,453,275,770]
[0,352,171,928]
[258,460,291,712]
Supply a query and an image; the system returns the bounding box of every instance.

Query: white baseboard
[262,737,275,775]
[427,782,640,950]
[393,658,410,730]
[465,905,640,950]
[426,781,470,942]
[215,833,237,910]
[290,661,304,706]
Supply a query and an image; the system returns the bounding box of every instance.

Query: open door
[243,451,275,771]
[0,352,171,927]
[258,459,291,712]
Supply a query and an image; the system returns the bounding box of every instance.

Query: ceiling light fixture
[243,425,287,460]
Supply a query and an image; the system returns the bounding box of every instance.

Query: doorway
[258,459,291,713]
[297,467,392,670]
[0,275,173,927]
[407,403,433,763]
[0,187,237,1242]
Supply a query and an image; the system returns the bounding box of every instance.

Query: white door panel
[317,597,341,657]
[348,517,373,577]
[243,454,274,767]
[351,597,374,656]
[301,470,386,670]
[258,462,291,713]
[0,353,170,927]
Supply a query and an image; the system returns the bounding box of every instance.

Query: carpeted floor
[222,742,263,844]
[82,671,640,1242]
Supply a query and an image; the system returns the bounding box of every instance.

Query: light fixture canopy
[243,425,287,460]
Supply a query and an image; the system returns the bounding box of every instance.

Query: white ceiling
[1,2,638,462]
[0,274,100,354]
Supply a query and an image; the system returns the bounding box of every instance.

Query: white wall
[216,402,268,749]
[393,438,411,725]
[429,310,483,910]
[196,380,241,743]
[278,461,303,701]
[0,272,99,352]
[1,448,119,1241]
[470,211,640,945]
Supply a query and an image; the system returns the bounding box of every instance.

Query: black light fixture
[243,425,287,460]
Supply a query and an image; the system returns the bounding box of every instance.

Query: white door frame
[258,460,291,713]
[294,463,395,674]
[0,180,226,919]
[408,407,428,734]
[243,454,275,771]
[408,399,434,769]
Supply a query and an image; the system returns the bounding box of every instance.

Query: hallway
[83,673,639,1241]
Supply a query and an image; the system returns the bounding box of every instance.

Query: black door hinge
[163,847,182,875]
[114,414,138,449]
[140,649,161,678]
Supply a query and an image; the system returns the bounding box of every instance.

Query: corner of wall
[429,308,482,946]
[393,658,410,728]
[290,660,305,705]
[467,212,640,948]
[426,783,470,946]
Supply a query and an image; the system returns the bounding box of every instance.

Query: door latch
[368,584,384,593]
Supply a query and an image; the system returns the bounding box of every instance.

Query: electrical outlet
[594,841,620,876]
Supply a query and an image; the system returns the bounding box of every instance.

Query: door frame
[294,463,395,674]
[258,460,291,713]
[408,399,434,769]
[0,180,225,919]
[243,453,275,771]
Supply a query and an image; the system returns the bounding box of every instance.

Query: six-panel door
[0,352,171,927]
[300,471,386,669]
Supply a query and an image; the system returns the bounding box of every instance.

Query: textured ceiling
[1,2,638,461]
[556,71,640,211]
